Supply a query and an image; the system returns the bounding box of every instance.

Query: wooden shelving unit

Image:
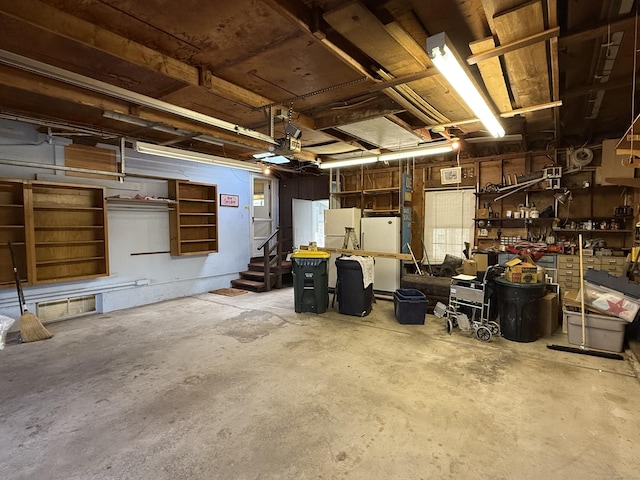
[330,166,402,215]
[0,179,28,288]
[169,180,218,255]
[27,181,109,284]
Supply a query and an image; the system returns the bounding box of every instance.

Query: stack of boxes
[504,257,539,284]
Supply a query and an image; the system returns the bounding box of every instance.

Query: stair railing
[258,228,283,291]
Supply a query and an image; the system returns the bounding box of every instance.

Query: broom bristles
[20,311,53,342]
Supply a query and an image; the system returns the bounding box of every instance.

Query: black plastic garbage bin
[495,277,545,342]
[336,256,373,316]
[291,251,330,314]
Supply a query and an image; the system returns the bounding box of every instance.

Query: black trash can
[495,277,546,342]
[291,251,330,314]
[336,256,373,316]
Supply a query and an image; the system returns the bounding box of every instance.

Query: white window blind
[424,189,475,263]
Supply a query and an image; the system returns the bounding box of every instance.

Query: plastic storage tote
[393,289,428,325]
[564,309,626,353]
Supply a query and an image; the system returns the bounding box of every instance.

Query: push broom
[547,234,622,360]
[8,242,52,343]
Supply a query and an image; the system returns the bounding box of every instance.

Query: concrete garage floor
[1,288,639,480]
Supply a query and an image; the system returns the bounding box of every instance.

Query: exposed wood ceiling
[0,0,638,172]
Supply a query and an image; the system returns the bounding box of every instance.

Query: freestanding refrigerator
[323,207,361,289]
[360,216,401,293]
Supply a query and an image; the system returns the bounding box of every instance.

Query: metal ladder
[342,227,360,250]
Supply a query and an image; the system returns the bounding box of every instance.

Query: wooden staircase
[231,258,292,292]
[231,228,292,293]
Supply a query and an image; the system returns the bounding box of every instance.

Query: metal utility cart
[434,271,501,342]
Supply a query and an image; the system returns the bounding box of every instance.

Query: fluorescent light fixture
[319,141,458,169]
[319,156,378,169]
[104,111,226,146]
[378,143,455,161]
[427,32,505,138]
[135,141,263,172]
[0,49,276,144]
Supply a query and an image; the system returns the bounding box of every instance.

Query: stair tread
[248,262,292,271]
[240,270,276,277]
[232,279,265,287]
[231,279,267,292]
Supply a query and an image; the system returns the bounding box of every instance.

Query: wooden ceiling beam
[547,0,560,148]
[0,65,274,152]
[0,0,197,85]
[562,76,634,99]
[0,0,317,126]
[469,37,512,114]
[260,0,377,81]
[559,13,637,47]
[467,27,560,65]
[493,0,551,109]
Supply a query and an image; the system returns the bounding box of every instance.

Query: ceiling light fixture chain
[288,101,294,128]
[256,77,369,110]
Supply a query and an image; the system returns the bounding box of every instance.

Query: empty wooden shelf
[169,180,218,255]
[27,181,109,284]
[0,179,28,287]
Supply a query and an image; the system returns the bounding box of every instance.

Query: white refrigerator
[360,216,401,293]
[324,207,361,288]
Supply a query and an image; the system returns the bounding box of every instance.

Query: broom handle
[578,234,586,348]
[7,242,25,315]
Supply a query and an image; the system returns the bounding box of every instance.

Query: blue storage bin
[393,289,428,325]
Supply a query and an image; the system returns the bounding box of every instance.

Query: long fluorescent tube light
[319,142,457,169]
[104,111,225,146]
[427,33,505,138]
[319,156,378,169]
[0,49,277,145]
[378,143,455,161]
[135,142,263,172]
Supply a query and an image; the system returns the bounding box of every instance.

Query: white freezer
[360,216,401,293]
[324,207,361,236]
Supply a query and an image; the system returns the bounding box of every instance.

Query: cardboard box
[505,259,538,283]
[471,252,498,272]
[462,259,477,276]
[505,270,537,283]
[472,253,488,272]
[538,292,559,337]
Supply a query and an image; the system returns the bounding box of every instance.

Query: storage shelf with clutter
[474,151,634,256]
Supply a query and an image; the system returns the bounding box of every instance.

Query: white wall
[0,119,271,322]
